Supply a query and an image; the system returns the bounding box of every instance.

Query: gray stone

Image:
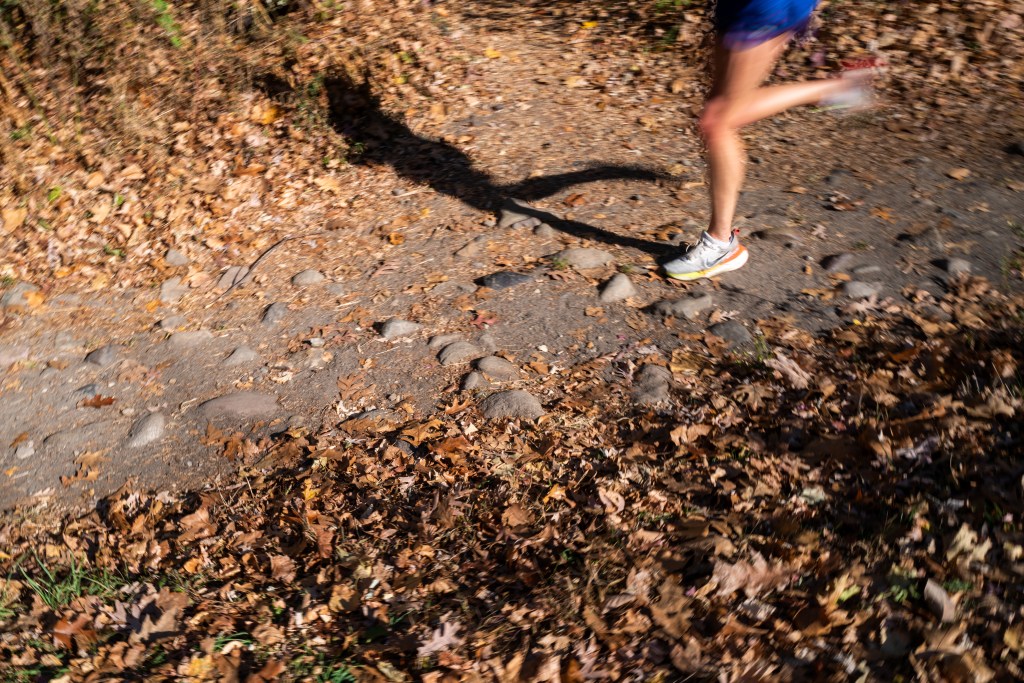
[85,344,118,366]
[14,441,35,460]
[821,253,855,272]
[599,273,637,303]
[292,269,325,286]
[945,258,972,276]
[498,198,537,229]
[632,364,672,406]
[165,248,190,266]
[479,271,532,290]
[843,281,881,299]
[455,236,490,258]
[198,392,279,420]
[534,223,557,238]
[158,315,187,331]
[478,332,498,353]
[224,346,259,366]
[428,334,463,350]
[126,412,166,447]
[431,281,477,297]
[0,346,29,369]
[380,319,423,340]
[438,341,485,366]
[852,265,883,276]
[0,281,40,308]
[326,283,347,297]
[654,294,714,320]
[217,265,249,291]
[479,390,545,420]
[462,371,488,391]
[262,302,288,325]
[167,330,213,348]
[709,320,754,347]
[159,277,188,304]
[74,383,101,399]
[555,247,614,269]
[475,356,519,380]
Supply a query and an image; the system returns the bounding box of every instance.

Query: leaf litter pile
[2,276,1023,681]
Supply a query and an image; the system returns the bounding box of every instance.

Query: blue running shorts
[714,0,818,49]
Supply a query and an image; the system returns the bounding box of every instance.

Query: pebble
[326,283,347,297]
[455,236,490,258]
[158,315,187,331]
[462,371,488,391]
[475,356,519,380]
[14,441,35,460]
[159,277,188,304]
[85,344,119,366]
[0,346,29,369]
[498,198,537,229]
[428,333,463,350]
[224,346,259,366]
[167,330,213,348]
[198,392,279,419]
[752,228,803,247]
[842,281,881,299]
[262,302,288,325]
[478,389,545,420]
[534,223,557,238]
[599,273,637,303]
[653,293,714,320]
[74,383,101,399]
[431,281,477,297]
[632,364,672,406]
[165,248,190,266]
[708,320,754,347]
[380,319,423,339]
[852,265,882,277]
[292,269,325,286]
[555,247,614,269]
[0,281,40,308]
[126,412,166,447]
[438,341,485,366]
[479,271,532,290]
[478,332,498,353]
[821,253,855,273]
[217,265,249,291]
[945,258,972,276]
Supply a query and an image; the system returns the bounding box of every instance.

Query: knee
[699,99,735,142]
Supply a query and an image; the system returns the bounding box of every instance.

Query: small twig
[208,230,331,306]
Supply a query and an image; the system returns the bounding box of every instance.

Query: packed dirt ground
[1,0,1023,680]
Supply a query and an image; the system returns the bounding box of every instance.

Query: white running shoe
[663,231,749,281]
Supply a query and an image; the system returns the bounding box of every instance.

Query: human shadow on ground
[318,73,671,256]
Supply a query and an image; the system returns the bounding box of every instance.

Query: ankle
[706,227,732,243]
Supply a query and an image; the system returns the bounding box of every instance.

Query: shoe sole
[665,245,749,281]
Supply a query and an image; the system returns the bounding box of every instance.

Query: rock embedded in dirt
[462,371,488,391]
[85,344,119,366]
[555,247,614,269]
[479,271,532,290]
[438,341,485,366]
[534,223,557,238]
[73,383,101,400]
[326,283,347,297]
[945,258,972,276]
[0,346,29,369]
[852,265,882,277]
[224,346,259,366]
[843,281,881,299]
[159,277,188,304]
[14,441,34,460]
[498,198,538,229]
[167,330,213,348]
[165,248,190,266]
[599,273,637,303]
[198,392,279,419]
[478,333,498,354]
[126,412,166,447]
[709,320,754,348]
[654,293,714,320]
[428,333,463,350]
[821,253,856,272]
[262,302,288,325]
[0,281,40,308]
[632,364,672,406]
[478,389,545,420]
[475,356,519,380]
[217,265,249,291]
[380,319,423,339]
[158,315,187,331]
[291,269,325,286]
[455,236,490,258]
